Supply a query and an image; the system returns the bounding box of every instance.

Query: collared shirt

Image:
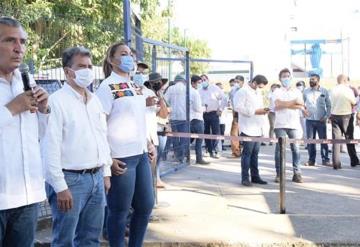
[268,90,278,113]
[330,84,356,115]
[164,82,187,121]
[190,87,204,121]
[233,84,265,136]
[96,72,148,158]
[199,84,224,112]
[0,70,46,210]
[273,87,302,130]
[303,86,331,120]
[43,83,112,193]
[142,87,159,146]
[229,85,240,108]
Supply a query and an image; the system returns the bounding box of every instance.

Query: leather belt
[62,167,100,174]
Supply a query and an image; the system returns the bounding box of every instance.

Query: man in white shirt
[44,47,114,246]
[273,68,305,183]
[190,75,209,165]
[330,74,359,169]
[0,17,50,247]
[164,74,189,163]
[234,75,269,186]
[229,76,245,157]
[199,74,225,159]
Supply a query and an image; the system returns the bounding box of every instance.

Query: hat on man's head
[148,72,168,84]
[174,74,186,83]
[137,62,149,69]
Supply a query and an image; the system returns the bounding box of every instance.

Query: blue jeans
[107,153,154,247]
[203,111,220,154]
[240,133,261,182]
[170,120,190,162]
[46,170,106,247]
[190,119,204,162]
[275,128,301,175]
[0,203,38,247]
[306,120,330,163]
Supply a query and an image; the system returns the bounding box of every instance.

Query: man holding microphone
[0,17,49,246]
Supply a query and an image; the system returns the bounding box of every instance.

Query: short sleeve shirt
[96,72,148,158]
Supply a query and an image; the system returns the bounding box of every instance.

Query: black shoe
[274,175,280,183]
[241,180,252,187]
[351,161,359,167]
[196,160,210,165]
[261,142,266,146]
[292,173,303,183]
[251,178,268,185]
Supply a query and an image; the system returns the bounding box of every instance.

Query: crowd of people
[1,16,360,247]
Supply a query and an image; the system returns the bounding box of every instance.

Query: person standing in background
[330,74,360,169]
[190,75,210,165]
[267,83,281,145]
[303,74,331,167]
[229,75,245,157]
[216,82,228,151]
[199,74,225,159]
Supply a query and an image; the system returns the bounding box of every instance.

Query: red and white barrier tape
[158,132,360,145]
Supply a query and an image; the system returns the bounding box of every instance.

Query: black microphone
[19,63,32,91]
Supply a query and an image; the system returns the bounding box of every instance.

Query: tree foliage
[0,0,211,73]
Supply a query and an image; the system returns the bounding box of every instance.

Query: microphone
[19,63,33,91]
[19,63,37,113]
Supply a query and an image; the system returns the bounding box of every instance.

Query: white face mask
[73,68,94,88]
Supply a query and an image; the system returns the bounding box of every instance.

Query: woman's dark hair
[103,41,127,78]
[278,68,291,79]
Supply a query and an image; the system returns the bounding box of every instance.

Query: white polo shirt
[0,70,46,210]
[273,87,302,130]
[43,84,112,193]
[96,72,148,158]
[233,84,265,136]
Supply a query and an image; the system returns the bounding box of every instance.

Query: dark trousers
[240,133,261,182]
[331,114,359,167]
[190,119,204,162]
[306,120,330,162]
[0,203,38,247]
[203,111,220,154]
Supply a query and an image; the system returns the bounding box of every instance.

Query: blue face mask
[133,73,147,87]
[118,55,134,73]
[202,81,209,89]
[281,78,291,88]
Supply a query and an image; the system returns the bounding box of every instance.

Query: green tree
[170,27,211,74]
[0,0,211,74]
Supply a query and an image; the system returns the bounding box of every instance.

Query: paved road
[145,145,360,246]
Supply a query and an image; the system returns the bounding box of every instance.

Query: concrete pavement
[36,145,360,246]
[145,145,360,246]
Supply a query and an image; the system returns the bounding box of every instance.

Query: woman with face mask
[96,42,155,247]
